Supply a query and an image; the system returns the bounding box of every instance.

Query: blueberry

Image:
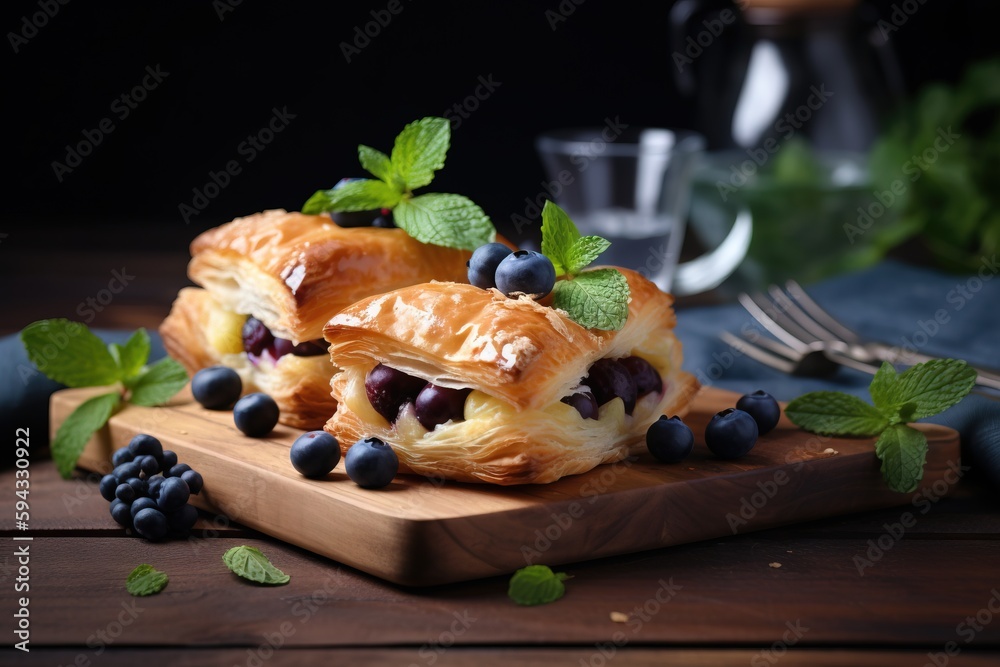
[290,431,341,479]
[109,499,133,528]
[111,447,134,467]
[290,339,328,357]
[620,357,663,397]
[233,392,280,437]
[180,469,204,495]
[167,504,199,535]
[161,450,178,471]
[586,358,638,415]
[191,366,243,410]
[242,316,274,356]
[99,474,119,502]
[365,364,427,423]
[414,384,471,430]
[736,390,781,435]
[705,408,758,459]
[561,390,599,419]
[344,437,399,489]
[128,434,163,461]
[112,461,141,484]
[167,463,192,478]
[137,455,160,477]
[494,250,557,299]
[371,209,395,228]
[156,477,191,512]
[467,242,514,290]
[130,496,158,518]
[115,483,136,504]
[126,477,148,498]
[133,507,168,541]
[646,415,694,463]
[147,476,163,498]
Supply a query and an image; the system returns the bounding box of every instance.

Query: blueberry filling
[241,316,326,365]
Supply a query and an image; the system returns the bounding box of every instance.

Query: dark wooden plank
[8,534,1000,647]
[5,648,1000,667]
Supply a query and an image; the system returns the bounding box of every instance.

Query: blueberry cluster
[99,434,202,541]
[191,366,280,437]
[467,242,556,300]
[646,390,781,463]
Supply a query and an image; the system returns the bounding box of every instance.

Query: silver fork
[735,280,1000,391]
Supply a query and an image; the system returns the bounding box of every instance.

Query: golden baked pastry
[323,269,699,484]
[160,208,474,429]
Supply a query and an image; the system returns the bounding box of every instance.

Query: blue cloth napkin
[674,259,1000,491]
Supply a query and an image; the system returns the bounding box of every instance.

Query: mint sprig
[786,359,976,493]
[126,564,169,596]
[302,117,495,251]
[538,201,631,331]
[222,545,290,585]
[20,319,189,478]
[508,564,570,606]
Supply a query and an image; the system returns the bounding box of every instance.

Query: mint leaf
[552,268,630,331]
[52,391,120,478]
[508,565,569,606]
[358,144,395,184]
[21,319,121,388]
[303,178,402,214]
[879,359,977,422]
[394,193,495,251]
[390,117,450,190]
[113,328,151,380]
[126,564,169,596]
[874,424,928,493]
[868,361,898,419]
[785,391,888,436]
[566,236,611,274]
[128,357,189,407]
[540,200,581,276]
[222,545,290,585]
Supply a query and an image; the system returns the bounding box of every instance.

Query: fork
[734,280,1000,391]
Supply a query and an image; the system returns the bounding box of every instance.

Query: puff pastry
[323,269,699,485]
[160,209,474,428]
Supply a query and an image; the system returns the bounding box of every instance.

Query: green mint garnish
[538,201,630,331]
[786,359,976,493]
[302,117,495,251]
[126,564,169,596]
[20,319,189,478]
[508,564,570,606]
[551,269,630,332]
[222,545,290,585]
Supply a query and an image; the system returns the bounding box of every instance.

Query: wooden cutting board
[53,386,961,586]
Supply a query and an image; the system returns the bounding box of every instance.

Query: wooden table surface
[3,245,1000,665]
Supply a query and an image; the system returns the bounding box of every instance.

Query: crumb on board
[769,562,782,568]
[610,611,629,623]
[823,448,838,455]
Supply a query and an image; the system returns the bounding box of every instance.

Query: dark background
[4,0,999,245]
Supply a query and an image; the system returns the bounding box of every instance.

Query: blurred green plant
[869,58,1000,272]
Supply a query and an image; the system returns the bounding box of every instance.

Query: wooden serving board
[53,386,961,586]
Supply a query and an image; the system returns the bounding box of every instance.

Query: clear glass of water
[536,126,747,294]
